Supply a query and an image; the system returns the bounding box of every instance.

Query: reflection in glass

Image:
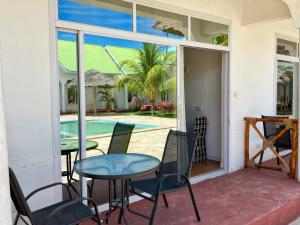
[191,17,229,46]
[137,5,188,40]
[57,31,80,187]
[277,39,298,57]
[81,34,177,203]
[58,32,177,203]
[58,0,133,31]
[58,32,79,128]
[276,60,299,115]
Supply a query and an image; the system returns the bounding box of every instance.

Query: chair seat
[32,200,95,225]
[129,176,187,196]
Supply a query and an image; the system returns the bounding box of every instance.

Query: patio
[3,0,300,225]
[61,113,221,205]
[61,113,221,184]
[82,168,300,225]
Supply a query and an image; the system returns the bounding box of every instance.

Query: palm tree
[98,88,116,112]
[116,43,176,114]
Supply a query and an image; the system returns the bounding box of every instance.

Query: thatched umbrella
[68,69,116,114]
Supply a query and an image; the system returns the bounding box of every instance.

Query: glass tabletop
[61,139,99,154]
[74,153,160,179]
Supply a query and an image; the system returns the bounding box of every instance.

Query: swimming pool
[60,120,158,138]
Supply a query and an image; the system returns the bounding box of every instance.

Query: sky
[58,0,182,49]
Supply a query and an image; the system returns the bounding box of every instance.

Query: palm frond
[160,77,176,92]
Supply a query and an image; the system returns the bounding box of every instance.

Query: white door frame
[52,30,231,199]
[50,0,232,193]
[179,46,230,183]
[51,6,232,201]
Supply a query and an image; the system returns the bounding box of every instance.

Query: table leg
[70,151,79,182]
[105,180,112,223]
[118,179,129,225]
[66,153,72,182]
[104,179,129,224]
[65,153,78,195]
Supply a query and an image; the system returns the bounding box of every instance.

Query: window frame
[56,0,231,50]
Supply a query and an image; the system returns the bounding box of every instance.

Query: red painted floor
[83,168,300,225]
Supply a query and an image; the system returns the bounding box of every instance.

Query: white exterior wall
[158,0,298,171]
[0,0,57,213]
[0,61,12,224]
[0,0,299,214]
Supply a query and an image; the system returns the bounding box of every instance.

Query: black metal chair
[259,115,291,165]
[90,122,135,197]
[128,130,201,225]
[9,168,101,225]
[97,122,135,155]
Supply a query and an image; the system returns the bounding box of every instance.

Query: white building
[1,0,300,224]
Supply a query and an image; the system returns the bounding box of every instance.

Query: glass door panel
[57,31,80,189]
[83,34,177,204]
[276,60,299,116]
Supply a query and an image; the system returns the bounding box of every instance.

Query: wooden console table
[244,117,298,179]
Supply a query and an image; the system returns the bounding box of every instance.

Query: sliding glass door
[58,31,178,204]
[82,34,177,204]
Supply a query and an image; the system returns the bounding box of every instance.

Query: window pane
[277,38,298,57]
[191,17,229,46]
[58,0,133,31]
[137,5,188,40]
[276,60,299,116]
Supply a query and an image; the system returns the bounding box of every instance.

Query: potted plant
[98,88,116,112]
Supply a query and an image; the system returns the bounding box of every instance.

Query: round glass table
[61,139,99,155]
[75,153,160,224]
[61,139,99,193]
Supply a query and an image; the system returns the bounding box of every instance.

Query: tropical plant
[116,43,176,114]
[98,88,116,112]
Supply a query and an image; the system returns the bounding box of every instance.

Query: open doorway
[184,47,226,177]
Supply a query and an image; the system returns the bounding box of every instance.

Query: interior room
[184,47,223,176]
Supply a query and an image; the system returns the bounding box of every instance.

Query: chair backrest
[108,122,135,154]
[261,115,291,148]
[158,130,193,178]
[9,168,33,219]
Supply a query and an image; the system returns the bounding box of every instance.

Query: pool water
[60,120,158,138]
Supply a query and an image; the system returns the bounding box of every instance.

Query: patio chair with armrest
[90,122,135,198]
[259,115,292,165]
[128,129,201,225]
[9,168,101,225]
